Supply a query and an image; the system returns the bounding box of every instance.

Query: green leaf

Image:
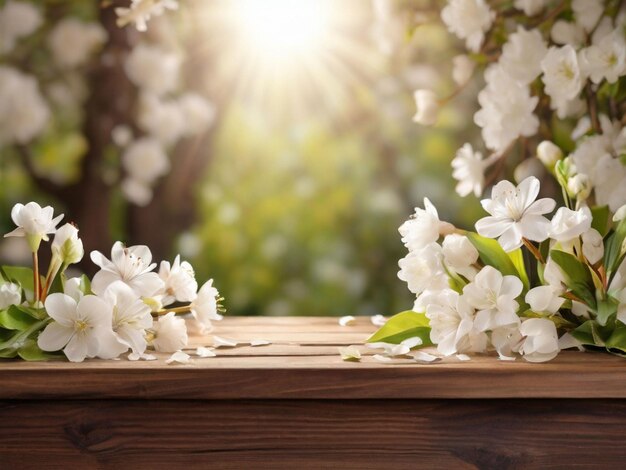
[17,340,64,361]
[549,250,595,308]
[603,217,626,275]
[466,233,529,290]
[1,266,34,293]
[572,320,609,347]
[367,310,432,346]
[606,324,626,354]
[591,205,610,236]
[0,305,39,330]
[596,296,619,327]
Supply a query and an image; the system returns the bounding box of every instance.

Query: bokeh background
[0,0,484,317]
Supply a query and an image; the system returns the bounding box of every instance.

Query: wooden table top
[2,316,626,400]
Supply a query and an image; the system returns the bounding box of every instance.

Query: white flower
[572,0,604,33]
[550,20,585,47]
[4,202,64,252]
[398,243,449,296]
[178,92,216,135]
[63,277,85,301]
[452,54,474,85]
[491,326,522,358]
[0,282,21,309]
[425,289,487,356]
[476,176,555,252]
[48,19,107,68]
[442,234,478,278]
[593,155,626,212]
[525,286,564,314]
[513,0,545,16]
[614,204,626,222]
[399,198,450,251]
[151,311,188,352]
[90,241,164,297]
[37,293,118,362]
[51,223,84,266]
[124,43,180,96]
[121,137,170,184]
[580,30,626,85]
[499,27,547,85]
[103,281,153,355]
[514,158,543,184]
[112,125,133,147]
[543,257,566,292]
[115,0,179,32]
[518,318,559,362]
[566,173,592,201]
[190,279,222,332]
[0,1,42,53]
[451,143,485,197]
[541,46,584,118]
[0,66,50,145]
[137,93,185,145]
[548,206,592,242]
[412,89,439,126]
[474,65,539,151]
[121,178,153,207]
[463,266,522,332]
[158,255,198,306]
[441,0,495,53]
[582,228,604,264]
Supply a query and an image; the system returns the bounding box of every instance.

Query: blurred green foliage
[1,0,485,317]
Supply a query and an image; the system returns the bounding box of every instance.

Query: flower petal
[476,216,510,238]
[63,333,91,362]
[44,293,77,326]
[497,225,523,252]
[37,322,74,352]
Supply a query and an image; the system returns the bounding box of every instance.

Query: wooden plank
[3,316,626,399]
[1,399,626,468]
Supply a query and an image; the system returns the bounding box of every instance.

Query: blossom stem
[41,258,62,303]
[32,251,40,305]
[522,238,545,264]
[153,305,192,316]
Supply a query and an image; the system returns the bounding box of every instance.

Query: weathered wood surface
[2,317,626,469]
[0,317,626,399]
[1,316,626,399]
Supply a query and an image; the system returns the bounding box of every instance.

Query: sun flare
[232,0,331,63]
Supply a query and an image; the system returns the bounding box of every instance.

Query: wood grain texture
[2,399,626,469]
[2,316,626,399]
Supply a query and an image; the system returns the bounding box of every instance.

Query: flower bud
[582,228,604,264]
[567,173,591,200]
[412,89,439,126]
[514,158,543,183]
[613,204,626,222]
[442,234,478,269]
[537,141,563,168]
[51,223,84,266]
[452,55,474,85]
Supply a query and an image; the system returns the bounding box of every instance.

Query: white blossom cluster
[1,0,214,209]
[0,2,109,147]
[411,0,626,206]
[391,175,626,362]
[118,34,216,206]
[2,202,222,362]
